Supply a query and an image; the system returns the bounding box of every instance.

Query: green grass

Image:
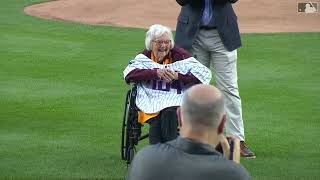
[238,33,320,179]
[0,0,319,179]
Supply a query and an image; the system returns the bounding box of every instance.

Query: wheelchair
[121,84,149,165]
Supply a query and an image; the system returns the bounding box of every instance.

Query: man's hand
[218,134,241,163]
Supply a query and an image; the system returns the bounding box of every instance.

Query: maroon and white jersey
[124,54,211,113]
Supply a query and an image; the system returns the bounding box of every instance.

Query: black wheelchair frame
[121,84,149,164]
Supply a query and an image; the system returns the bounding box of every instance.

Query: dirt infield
[24,0,320,33]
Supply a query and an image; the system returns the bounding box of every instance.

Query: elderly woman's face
[151,34,171,62]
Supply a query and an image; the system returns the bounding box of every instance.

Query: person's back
[126,84,250,180]
[127,137,250,180]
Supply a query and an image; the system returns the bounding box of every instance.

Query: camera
[215,138,235,160]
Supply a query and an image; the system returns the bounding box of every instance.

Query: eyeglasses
[153,39,171,46]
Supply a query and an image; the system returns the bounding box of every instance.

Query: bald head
[181,84,224,130]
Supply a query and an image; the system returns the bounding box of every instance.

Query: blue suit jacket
[175,0,241,51]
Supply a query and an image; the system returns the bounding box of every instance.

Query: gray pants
[191,29,245,141]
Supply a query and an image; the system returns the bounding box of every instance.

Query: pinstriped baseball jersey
[124,54,212,113]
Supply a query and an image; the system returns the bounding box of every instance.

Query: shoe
[240,141,256,158]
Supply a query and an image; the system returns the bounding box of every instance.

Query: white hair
[145,24,175,50]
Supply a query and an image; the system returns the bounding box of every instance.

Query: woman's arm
[125,69,159,83]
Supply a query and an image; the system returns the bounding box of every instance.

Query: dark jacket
[125,47,200,84]
[127,137,251,180]
[175,0,241,51]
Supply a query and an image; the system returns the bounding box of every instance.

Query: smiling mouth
[158,48,168,53]
[157,51,168,57]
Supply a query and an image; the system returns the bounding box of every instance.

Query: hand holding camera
[216,135,241,163]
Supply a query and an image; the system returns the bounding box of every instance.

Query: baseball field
[0,0,320,179]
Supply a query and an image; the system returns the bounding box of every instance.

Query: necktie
[202,0,213,25]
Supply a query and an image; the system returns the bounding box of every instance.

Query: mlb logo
[297,2,318,13]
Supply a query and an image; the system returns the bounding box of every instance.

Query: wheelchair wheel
[121,89,131,160]
[121,85,144,164]
[126,147,135,164]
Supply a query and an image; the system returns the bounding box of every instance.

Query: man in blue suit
[175,0,255,158]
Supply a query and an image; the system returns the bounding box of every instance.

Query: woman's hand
[157,69,178,82]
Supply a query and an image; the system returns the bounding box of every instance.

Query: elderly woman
[123,24,211,144]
